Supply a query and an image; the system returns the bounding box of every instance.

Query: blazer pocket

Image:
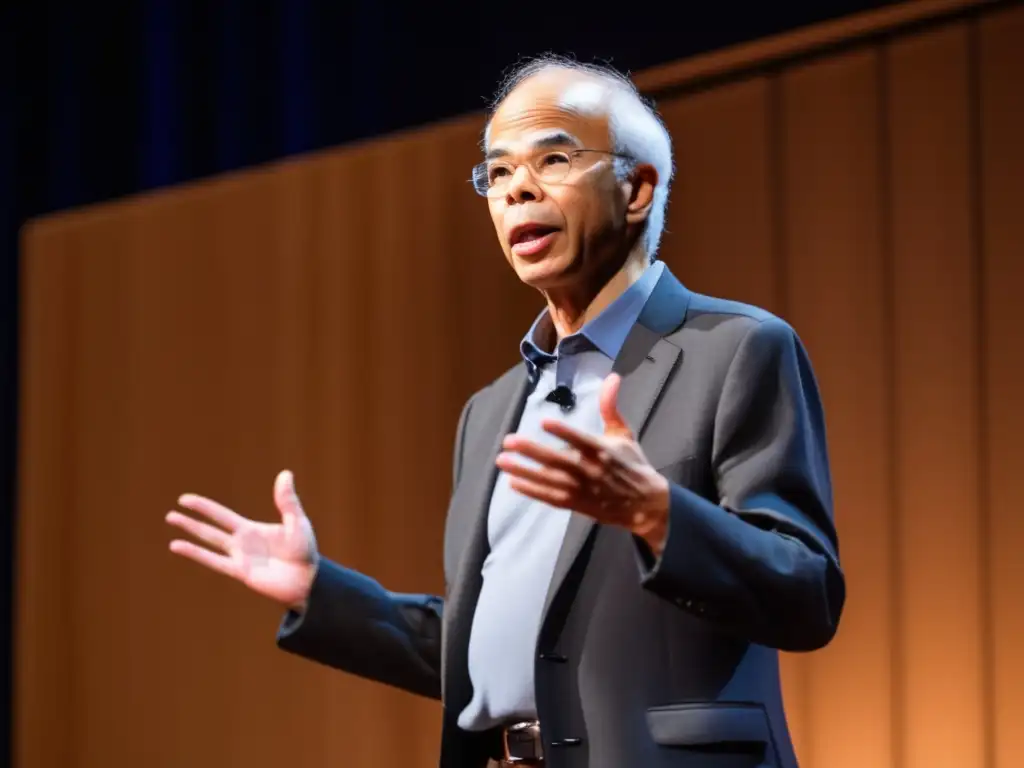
[646,702,772,747]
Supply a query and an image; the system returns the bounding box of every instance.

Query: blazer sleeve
[273,393,477,699]
[639,317,845,652]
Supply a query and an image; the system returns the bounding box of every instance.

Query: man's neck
[544,250,650,341]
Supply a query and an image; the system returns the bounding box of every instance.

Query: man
[166,56,844,768]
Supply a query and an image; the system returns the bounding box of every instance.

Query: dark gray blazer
[277,266,845,768]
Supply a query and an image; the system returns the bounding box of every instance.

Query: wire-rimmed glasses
[470,149,633,197]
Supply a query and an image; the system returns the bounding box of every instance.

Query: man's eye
[541,153,569,166]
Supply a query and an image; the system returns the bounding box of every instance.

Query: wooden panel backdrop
[15,1,1024,766]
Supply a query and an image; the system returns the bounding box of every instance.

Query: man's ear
[624,163,658,226]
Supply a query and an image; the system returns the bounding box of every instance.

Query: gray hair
[484,54,675,258]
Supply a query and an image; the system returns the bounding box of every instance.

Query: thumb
[274,469,304,521]
[600,373,631,438]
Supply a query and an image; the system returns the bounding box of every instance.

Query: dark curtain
[0,1,896,763]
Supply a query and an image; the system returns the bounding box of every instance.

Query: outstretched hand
[496,373,670,553]
[166,469,319,611]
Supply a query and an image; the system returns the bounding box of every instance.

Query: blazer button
[684,598,693,609]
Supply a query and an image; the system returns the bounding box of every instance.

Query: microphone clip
[545,385,576,413]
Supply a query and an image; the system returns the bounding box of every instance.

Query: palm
[227,518,316,605]
[166,470,318,610]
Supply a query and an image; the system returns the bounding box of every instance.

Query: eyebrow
[485,131,583,161]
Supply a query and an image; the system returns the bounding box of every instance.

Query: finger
[600,373,632,438]
[538,420,606,455]
[168,539,241,580]
[500,437,603,481]
[177,494,245,532]
[507,477,574,509]
[274,469,305,525]
[496,453,583,490]
[165,511,231,552]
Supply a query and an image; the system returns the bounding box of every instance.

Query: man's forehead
[486,71,614,154]
[500,70,609,113]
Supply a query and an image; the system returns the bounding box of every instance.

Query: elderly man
[166,55,844,768]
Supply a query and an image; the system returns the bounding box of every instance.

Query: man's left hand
[496,373,670,556]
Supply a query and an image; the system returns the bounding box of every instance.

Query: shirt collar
[519,260,665,379]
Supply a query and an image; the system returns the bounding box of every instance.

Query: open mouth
[509,223,560,257]
[510,223,560,246]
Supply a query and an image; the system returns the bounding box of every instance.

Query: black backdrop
[0,1,893,761]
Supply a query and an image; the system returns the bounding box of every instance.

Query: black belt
[498,720,544,765]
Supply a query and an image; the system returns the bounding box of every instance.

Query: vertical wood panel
[66,212,145,765]
[978,7,1024,768]
[659,78,783,314]
[887,23,985,768]
[119,200,185,768]
[779,48,893,768]
[14,221,77,768]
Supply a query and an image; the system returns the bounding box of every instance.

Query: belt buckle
[502,720,543,765]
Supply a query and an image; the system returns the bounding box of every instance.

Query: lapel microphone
[545,384,576,413]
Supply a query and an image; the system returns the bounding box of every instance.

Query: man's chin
[511,252,575,290]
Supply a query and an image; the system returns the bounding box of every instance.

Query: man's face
[484,70,645,291]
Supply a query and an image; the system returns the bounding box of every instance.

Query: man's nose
[504,164,542,204]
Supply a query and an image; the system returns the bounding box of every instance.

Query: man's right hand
[166,469,319,612]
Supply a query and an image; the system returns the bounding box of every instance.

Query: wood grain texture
[779,47,893,768]
[887,23,986,768]
[977,7,1024,768]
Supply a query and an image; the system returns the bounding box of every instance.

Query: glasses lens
[533,151,571,183]
[485,161,515,196]
[471,164,490,196]
[472,151,574,197]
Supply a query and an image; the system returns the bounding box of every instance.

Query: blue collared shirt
[458,260,664,731]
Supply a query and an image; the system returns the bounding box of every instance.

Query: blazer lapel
[539,267,691,623]
[442,366,529,708]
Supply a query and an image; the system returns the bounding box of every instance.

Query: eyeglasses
[470,149,634,197]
